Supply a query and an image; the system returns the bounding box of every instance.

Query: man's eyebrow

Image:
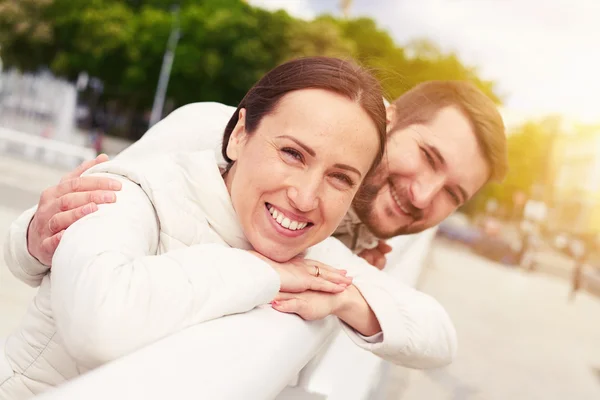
[277,135,315,157]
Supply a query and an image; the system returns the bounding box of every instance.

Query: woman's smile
[264,202,313,238]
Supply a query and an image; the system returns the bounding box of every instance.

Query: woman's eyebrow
[333,163,361,178]
[276,135,315,157]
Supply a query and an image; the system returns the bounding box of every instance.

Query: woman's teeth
[268,206,308,231]
[390,185,410,215]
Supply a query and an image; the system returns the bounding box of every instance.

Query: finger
[273,292,297,302]
[55,191,117,212]
[360,251,376,266]
[374,256,386,270]
[315,268,353,285]
[304,259,348,275]
[303,263,352,285]
[60,154,110,182]
[48,203,98,234]
[308,278,346,294]
[377,241,393,254]
[271,299,302,314]
[55,176,122,197]
[40,230,65,261]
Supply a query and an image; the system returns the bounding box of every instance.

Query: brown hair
[390,81,508,182]
[222,56,387,175]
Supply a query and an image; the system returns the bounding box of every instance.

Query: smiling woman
[1,57,457,400]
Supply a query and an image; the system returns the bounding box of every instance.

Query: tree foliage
[0,0,501,138]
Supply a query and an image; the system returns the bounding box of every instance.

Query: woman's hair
[221,56,387,175]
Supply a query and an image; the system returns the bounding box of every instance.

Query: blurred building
[548,127,600,236]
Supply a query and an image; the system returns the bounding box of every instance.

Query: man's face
[354,105,490,238]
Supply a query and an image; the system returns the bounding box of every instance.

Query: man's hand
[358,240,392,270]
[27,154,122,266]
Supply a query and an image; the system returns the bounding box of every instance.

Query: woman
[0,57,455,399]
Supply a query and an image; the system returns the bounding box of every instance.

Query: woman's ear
[226,108,248,161]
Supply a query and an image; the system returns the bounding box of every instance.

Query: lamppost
[149,6,181,128]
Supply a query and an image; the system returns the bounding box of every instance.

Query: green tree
[466,119,559,217]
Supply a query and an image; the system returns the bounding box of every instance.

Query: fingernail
[103,193,115,202]
[83,204,97,215]
[109,181,122,190]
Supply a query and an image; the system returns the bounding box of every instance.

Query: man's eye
[282,147,303,162]
[421,148,435,168]
[446,188,460,205]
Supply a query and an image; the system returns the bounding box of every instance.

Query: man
[5,80,507,284]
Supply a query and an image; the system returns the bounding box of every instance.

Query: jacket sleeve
[116,102,235,163]
[3,205,49,287]
[306,237,457,369]
[51,175,280,369]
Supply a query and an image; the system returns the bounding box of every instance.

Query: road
[0,155,67,337]
[389,239,600,400]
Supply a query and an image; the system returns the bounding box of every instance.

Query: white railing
[0,127,96,169]
[36,229,438,400]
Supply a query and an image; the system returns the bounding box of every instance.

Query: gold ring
[314,265,320,278]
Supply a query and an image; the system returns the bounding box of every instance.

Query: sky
[249,0,600,126]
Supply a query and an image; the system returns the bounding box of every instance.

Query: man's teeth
[390,186,410,214]
[268,206,308,231]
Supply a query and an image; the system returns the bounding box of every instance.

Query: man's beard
[352,170,424,239]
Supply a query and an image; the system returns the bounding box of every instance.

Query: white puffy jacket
[1,106,457,400]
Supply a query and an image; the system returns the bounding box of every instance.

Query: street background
[2,1,600,399]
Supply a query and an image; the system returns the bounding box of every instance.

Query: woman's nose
[287,180,320,212]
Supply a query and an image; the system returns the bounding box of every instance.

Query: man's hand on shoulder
[358,240,392,270]
[27,154,122,266]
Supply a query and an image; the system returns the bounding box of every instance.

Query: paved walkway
[0,155,67,337]
[392,240,600,400]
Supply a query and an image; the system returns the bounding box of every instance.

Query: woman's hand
[271,290,339,321]
[248,251,352,294]
[272,285,382,336]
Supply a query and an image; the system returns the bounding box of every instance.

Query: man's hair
[222,56,387,176]
[390,81,508,182]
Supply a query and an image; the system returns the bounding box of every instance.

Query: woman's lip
[266,202,313,224]
[265,205,311,238]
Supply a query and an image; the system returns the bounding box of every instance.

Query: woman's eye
[331,173,355,188]
[421,148,435,168]
[281,147,304,162]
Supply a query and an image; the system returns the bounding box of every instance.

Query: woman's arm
[51,174,281,369]
[304,237,457,369]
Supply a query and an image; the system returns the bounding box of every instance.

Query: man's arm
[4,102,236,286]
[3,155,122,287]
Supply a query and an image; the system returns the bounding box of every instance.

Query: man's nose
[410,175,444,210]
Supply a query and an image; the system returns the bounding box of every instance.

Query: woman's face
[225,88,380,262]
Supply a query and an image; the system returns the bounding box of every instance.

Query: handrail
[0,127,96,167]
[36,230,437,400]
[36,306,339,400]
